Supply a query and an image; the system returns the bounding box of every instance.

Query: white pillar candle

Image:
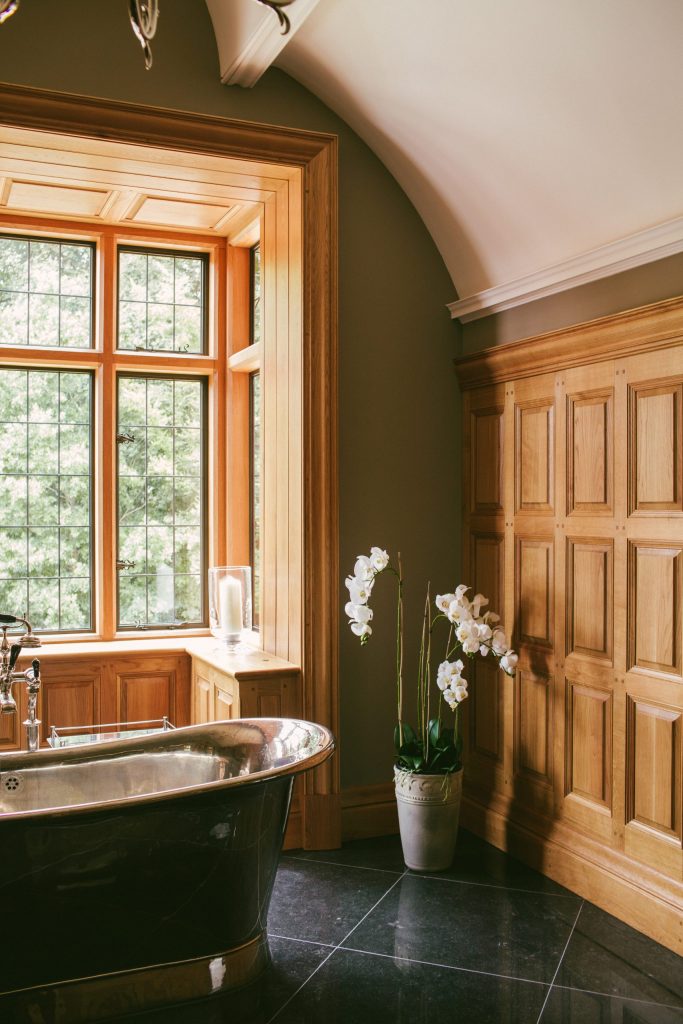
[219,574,243,636]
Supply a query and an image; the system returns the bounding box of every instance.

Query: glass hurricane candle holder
[208,566,252,652]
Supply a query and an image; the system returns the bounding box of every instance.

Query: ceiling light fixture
[0,0,294,70]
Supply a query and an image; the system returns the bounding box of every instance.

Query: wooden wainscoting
[456,296,683,954]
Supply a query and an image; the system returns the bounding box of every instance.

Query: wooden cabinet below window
[7,651,191,751]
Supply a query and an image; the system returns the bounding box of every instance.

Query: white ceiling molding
[206,0,322,88]
[448,216,683,323]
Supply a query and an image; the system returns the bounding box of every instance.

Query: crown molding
[448,216,683,323]
[210,0,322,88]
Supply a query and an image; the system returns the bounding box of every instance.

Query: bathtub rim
[0,717,335,822]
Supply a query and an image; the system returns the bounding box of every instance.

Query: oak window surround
[0,83,340,848]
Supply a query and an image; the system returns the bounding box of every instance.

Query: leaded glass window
[0,235,94,348]
[117,248,207,354]
[117,374,206,629]
[0,367,93,631]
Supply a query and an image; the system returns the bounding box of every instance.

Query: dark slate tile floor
[95,831,683,1023]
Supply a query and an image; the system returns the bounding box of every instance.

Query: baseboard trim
[337,782,682,955]
[341,782,398,841]
[460,793,683,956]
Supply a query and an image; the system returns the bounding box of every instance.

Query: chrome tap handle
[30,658,40,689]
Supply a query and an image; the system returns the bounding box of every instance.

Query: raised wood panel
[39,672,101,744]
[515,537,554,648]
[470,532,504,622]
[214,684,236,720]
[471,658,504,764]
[515,400,554,513]
[0,700,22,750]
[565,679,612,810]
[192,670,213,724]
[626,696,681,843]
[118,671,175,727]
[567,390,613,514]
[566,538,613,662]
[239,672,299,719]
[628,543,682,677]
[514,670,552,785]
[629,381,683,514]
[470,407,503,512]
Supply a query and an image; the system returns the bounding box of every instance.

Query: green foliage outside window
[0,236,93,348]
[117,375,205,628]
[0,368,92,630]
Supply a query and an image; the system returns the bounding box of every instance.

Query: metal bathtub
[0,718,335,1022]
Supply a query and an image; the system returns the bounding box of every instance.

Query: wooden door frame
[0,83,340,848]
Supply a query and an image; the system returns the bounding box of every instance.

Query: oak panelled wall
[457,297,683,954]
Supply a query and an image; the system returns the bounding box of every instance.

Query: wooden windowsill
[19,635,299,678]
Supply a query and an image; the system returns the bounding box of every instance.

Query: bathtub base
[0,931,269,1023]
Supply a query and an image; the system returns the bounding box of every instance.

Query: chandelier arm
[129,0,159,71]
[254,0,294,36]
[0,0,19,26]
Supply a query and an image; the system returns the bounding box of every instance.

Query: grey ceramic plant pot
[394,766,463,871]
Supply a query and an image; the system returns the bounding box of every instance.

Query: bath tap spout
[22,658,41,753]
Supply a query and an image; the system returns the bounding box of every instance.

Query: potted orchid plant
[345,546,517,870]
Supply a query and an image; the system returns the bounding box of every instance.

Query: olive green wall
[458,251,683,353]
[0,0,461,789]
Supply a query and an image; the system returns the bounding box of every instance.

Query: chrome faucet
[0,613,42,751]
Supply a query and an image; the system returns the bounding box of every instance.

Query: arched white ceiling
[209,0,683,312]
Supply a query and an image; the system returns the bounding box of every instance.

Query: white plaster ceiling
[209,0,683,312]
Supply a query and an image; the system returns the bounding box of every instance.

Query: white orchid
[370,546,390,571]
[346,577,372,606]
[350,620,372,638]
[501,650,518,675]
[344,547,517,773]
[353,555,374,583]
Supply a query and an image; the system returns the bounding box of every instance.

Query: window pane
[0,368,93,631]
[117,376,205,629]
[250,371,261,630]
[117,249,207,354]
[0,236,94,348]
[251,243,262,345]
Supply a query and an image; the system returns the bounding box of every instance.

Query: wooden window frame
[0,85,340,848]
[0,217,227,641]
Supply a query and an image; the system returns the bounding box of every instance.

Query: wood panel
[514,669,552,786]
[239,672,299,719]
[628,542,682,678]
[565,679,612,810]
[629,381,682,514]
[567,389,613,514]
[626,695,681,843]
[515,537,554,648]
[470,407,503,513]
[471,658,504,765]
[515,400,554,513]
[457,306,683,952]
[566,538,613,662]
[470,532,504,624]
[117,667,175,727]
[39,671,102,745]
[0,700,22,751]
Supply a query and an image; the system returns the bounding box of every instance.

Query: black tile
[288,834,406,873]
[540,985,683,1023]
[269,858,400,944]
[555,902,683,1008]
[101,936,332,1024]
[427,829,575,897]
[273,946,548,1024]
[341,872,581,984]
